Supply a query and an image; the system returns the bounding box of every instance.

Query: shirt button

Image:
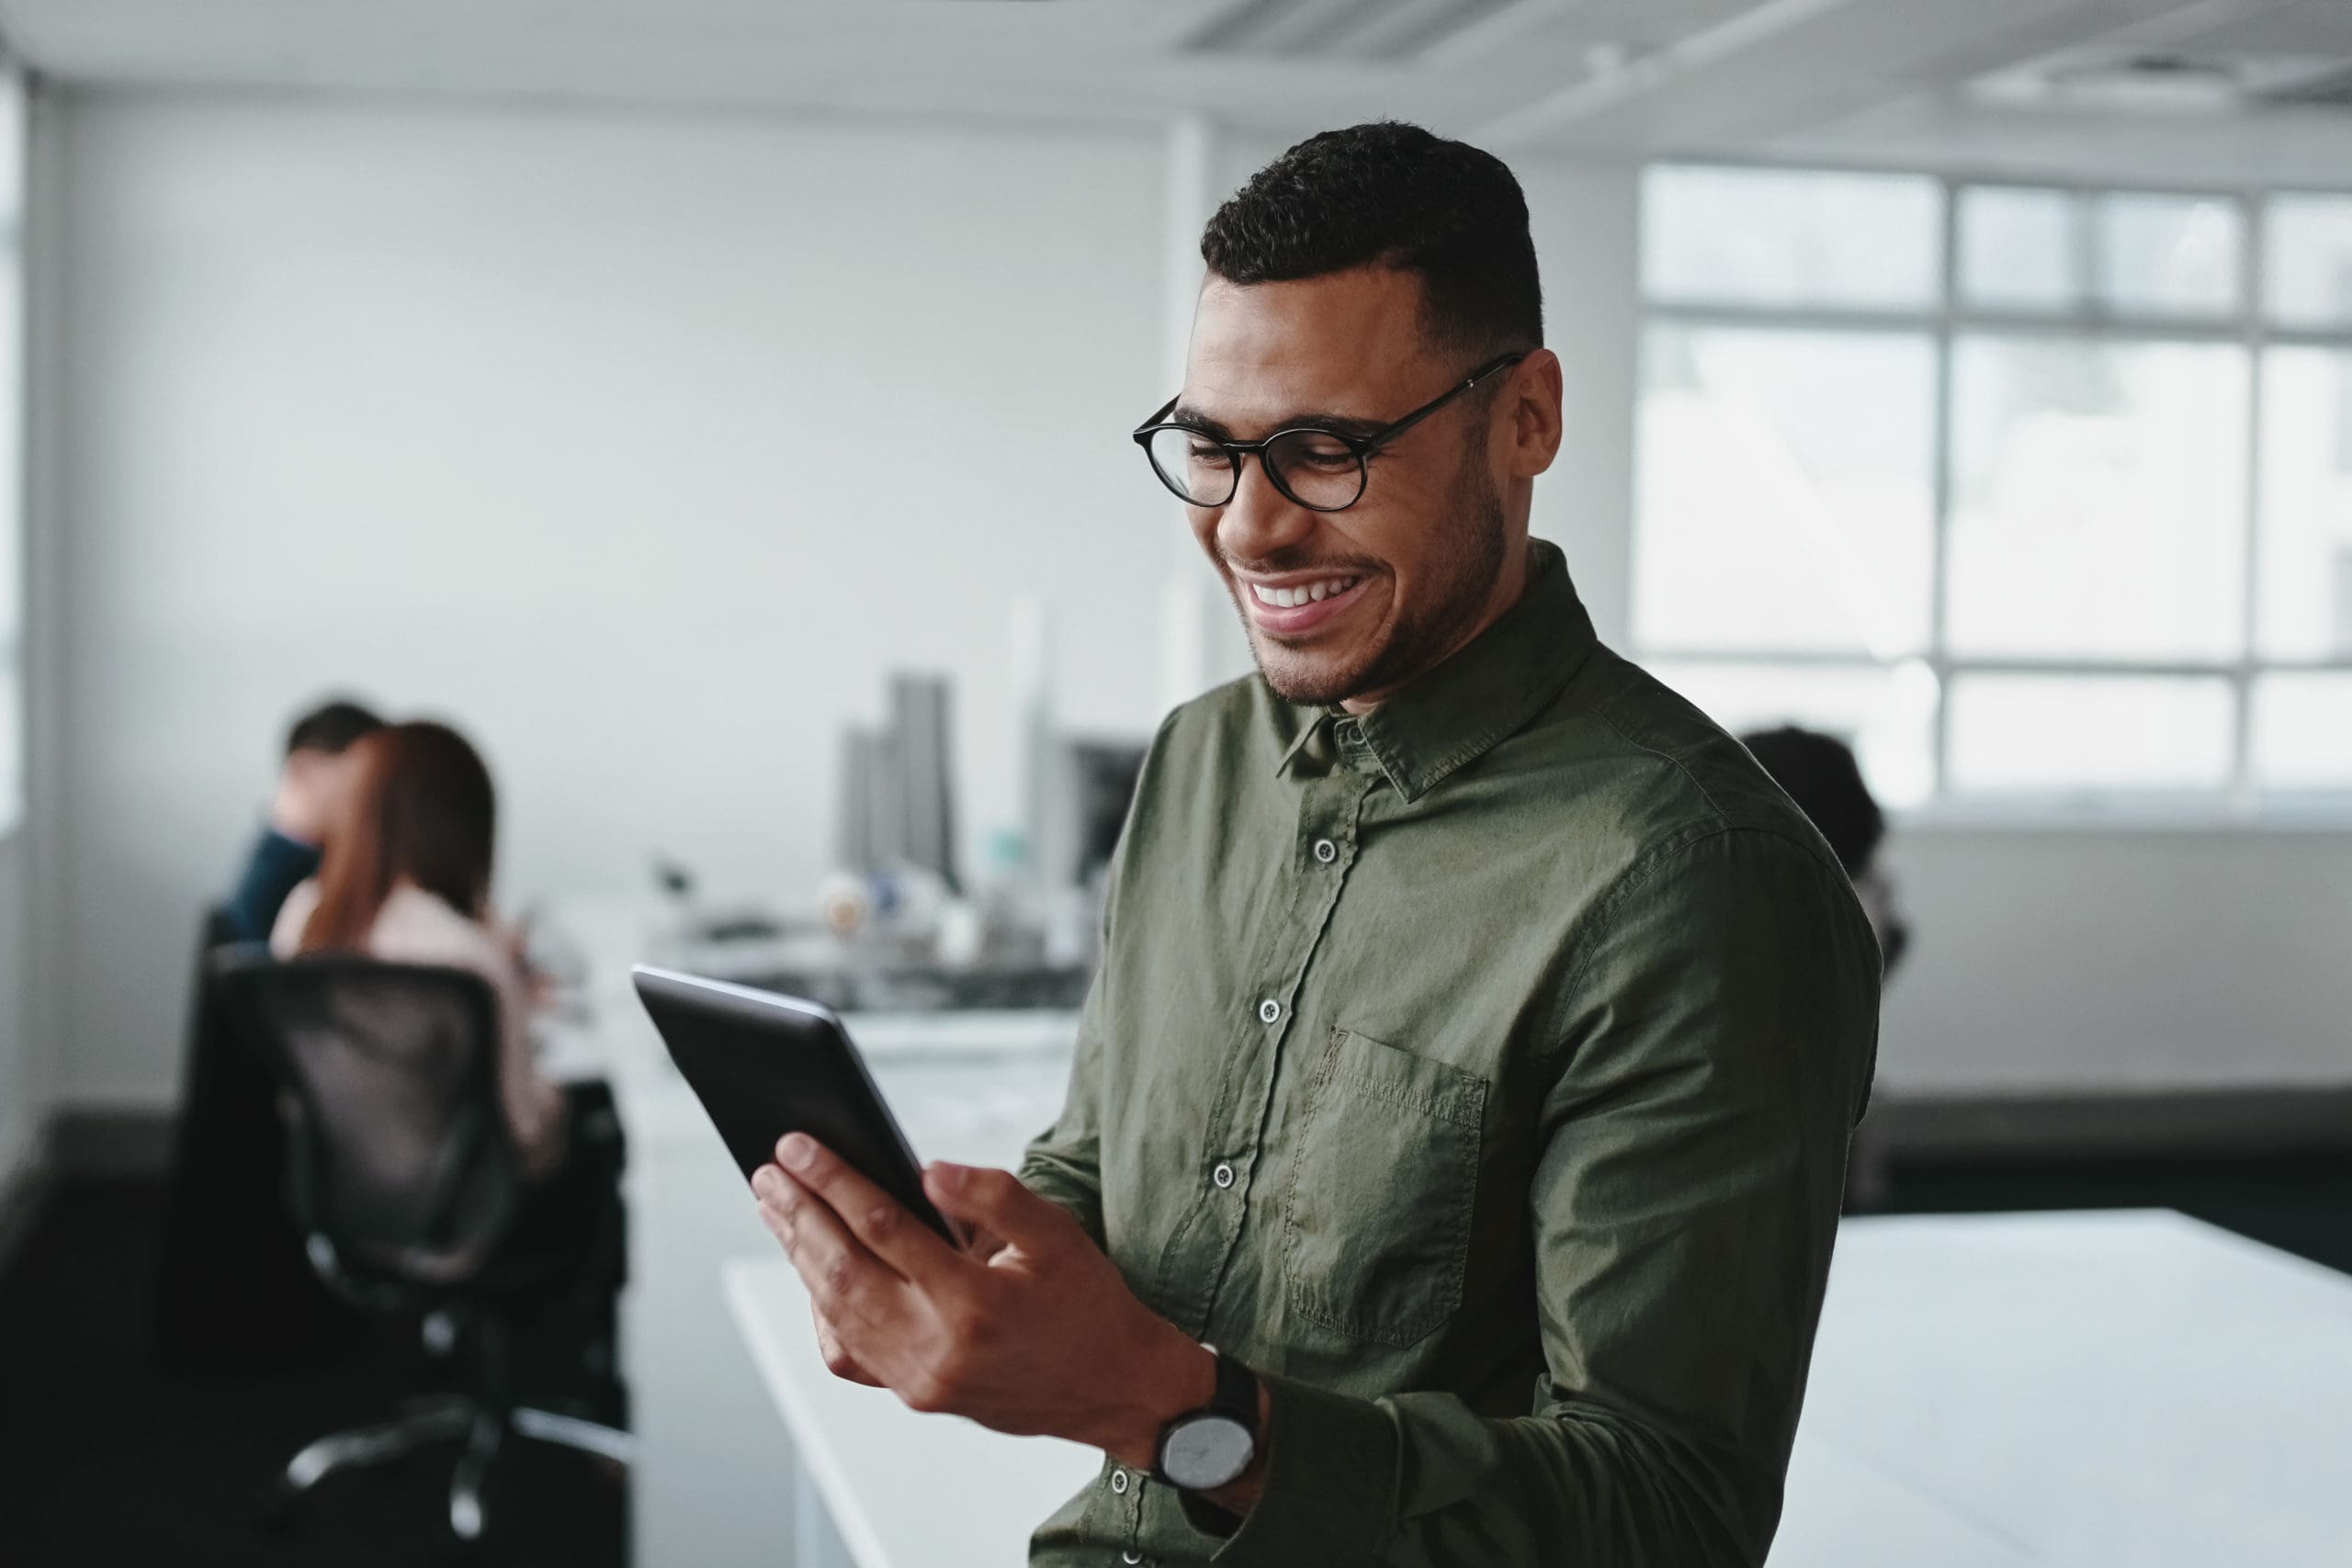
[1312,838,1338,864]
[1257,998,1281,1025]
[1212,1160,1236,1190]
[1111,1469,1130,1495]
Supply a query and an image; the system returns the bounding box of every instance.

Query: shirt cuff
[1205,1371,1398,1564]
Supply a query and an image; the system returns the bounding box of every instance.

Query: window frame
[1636,162,2352,818]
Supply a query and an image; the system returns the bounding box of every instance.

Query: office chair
[210,950,632,1546]
[153,908,360,1371]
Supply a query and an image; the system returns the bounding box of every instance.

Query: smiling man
[752,122,1881,1566]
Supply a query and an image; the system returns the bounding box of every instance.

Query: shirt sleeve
[1016,710,1183,1249]
[225,826,322,943]
[1203,826,1882,1567]
[1017,981,1108,1250]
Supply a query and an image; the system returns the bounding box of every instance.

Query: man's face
[278,745,368,842]
[1174,267,1544,708]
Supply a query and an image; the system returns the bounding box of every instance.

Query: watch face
[1161,1414,1254,1491]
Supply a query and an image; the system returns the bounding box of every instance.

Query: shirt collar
[1276,539,1597,803]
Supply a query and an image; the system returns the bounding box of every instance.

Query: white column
[1155,116,1253,716]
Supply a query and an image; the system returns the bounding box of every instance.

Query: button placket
[1151,768,1373,1338]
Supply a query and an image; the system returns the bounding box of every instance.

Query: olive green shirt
[1021,541,1881,1567]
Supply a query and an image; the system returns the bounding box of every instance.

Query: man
[752,123,1880,1565]
[220,697,383,942]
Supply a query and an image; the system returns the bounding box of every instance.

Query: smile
[1239,572,1372,635]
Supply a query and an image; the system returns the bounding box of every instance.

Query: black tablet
[630,964,956,1242]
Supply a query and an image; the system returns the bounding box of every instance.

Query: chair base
[265,1394,633,1543]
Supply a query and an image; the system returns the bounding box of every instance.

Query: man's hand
[750,1133,1214,1472]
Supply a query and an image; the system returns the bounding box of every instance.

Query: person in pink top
[271,718,626,1412]
[271,719,567,1178]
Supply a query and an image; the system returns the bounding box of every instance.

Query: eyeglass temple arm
[1132,395,1182,440]
[1360,351,1530,452]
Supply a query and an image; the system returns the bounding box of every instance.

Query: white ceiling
[1,0,2348,186]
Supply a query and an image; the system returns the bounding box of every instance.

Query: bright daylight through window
[0,65,25,835]
[1635,165,2352,812]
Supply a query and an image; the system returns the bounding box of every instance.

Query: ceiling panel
[0,0,2345,183]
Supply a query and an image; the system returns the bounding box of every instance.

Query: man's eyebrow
[1166,403,1387,441]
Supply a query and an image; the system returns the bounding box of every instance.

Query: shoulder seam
[1590,686,1732,828]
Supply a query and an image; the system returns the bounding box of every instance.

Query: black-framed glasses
[1131,351,1528,513]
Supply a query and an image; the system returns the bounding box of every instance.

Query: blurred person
[271,719,568,1178]
[1739,726,1911,978]
[220,697,385,942]
[750,122,1879,1567]
[270,719,627,1410]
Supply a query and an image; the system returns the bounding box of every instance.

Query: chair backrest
[209,950,522,1291]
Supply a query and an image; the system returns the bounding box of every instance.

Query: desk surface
[726,1210,2352,1568]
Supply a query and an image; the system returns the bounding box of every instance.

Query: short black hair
[1739,727,1885,876]
[1201,121,1542,359]
[285,697,385,758]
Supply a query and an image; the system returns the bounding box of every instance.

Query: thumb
[923,1164,1069,1252]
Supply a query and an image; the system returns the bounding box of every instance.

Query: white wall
[1882,825,2352,1091]
[52,93,1171,1108]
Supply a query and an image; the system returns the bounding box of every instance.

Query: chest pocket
[1279,1029,1487,1347]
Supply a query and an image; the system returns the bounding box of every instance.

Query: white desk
[727,1211,2352,1567]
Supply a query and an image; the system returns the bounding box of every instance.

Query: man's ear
[1506,349,1565,479]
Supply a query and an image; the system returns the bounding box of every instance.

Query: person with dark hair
[751,123,1879,1567]
[266,721,628,1414]
[269,720,566,1176]
[1740,726,1912,977]
[219,696,386,942]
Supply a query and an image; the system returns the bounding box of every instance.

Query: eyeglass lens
[1143,425,1367,512]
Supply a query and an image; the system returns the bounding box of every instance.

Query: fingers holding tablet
[768,1132,963,1291]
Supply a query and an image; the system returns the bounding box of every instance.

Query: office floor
[0,1179,627,1568]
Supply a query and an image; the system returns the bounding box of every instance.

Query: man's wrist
[1103,1325,1216,1472]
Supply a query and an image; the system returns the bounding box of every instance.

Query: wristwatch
[1153,1347,1261,1493]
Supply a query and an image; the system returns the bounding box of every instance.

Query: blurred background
[0,3,2347,1566]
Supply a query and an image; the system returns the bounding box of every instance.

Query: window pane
[0,70,19,836]
[1648,660,1939,809]
[1960,186,2077,311]
[1948,674,2233,793]
[2256,347,2352,660]
[2250,672,2352,792]
[2095,194,2242,316]
[1634,326,1936,657]
[2265,196,2352,329]
[1948,337,2249,660]
[1643,166,1941,310]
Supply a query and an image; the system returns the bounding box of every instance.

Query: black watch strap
[1206,1345,1258,1426]
[1152,1348,1261,1491]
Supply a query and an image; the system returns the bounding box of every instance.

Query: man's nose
[1214,456,1316,565]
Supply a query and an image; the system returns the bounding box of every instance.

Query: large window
[1637,165,2352,811]
[0,66,23,835]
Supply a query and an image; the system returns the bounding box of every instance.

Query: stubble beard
[1238,456,1510,708]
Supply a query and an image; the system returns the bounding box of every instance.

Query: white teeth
[1252,576,1359,611]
